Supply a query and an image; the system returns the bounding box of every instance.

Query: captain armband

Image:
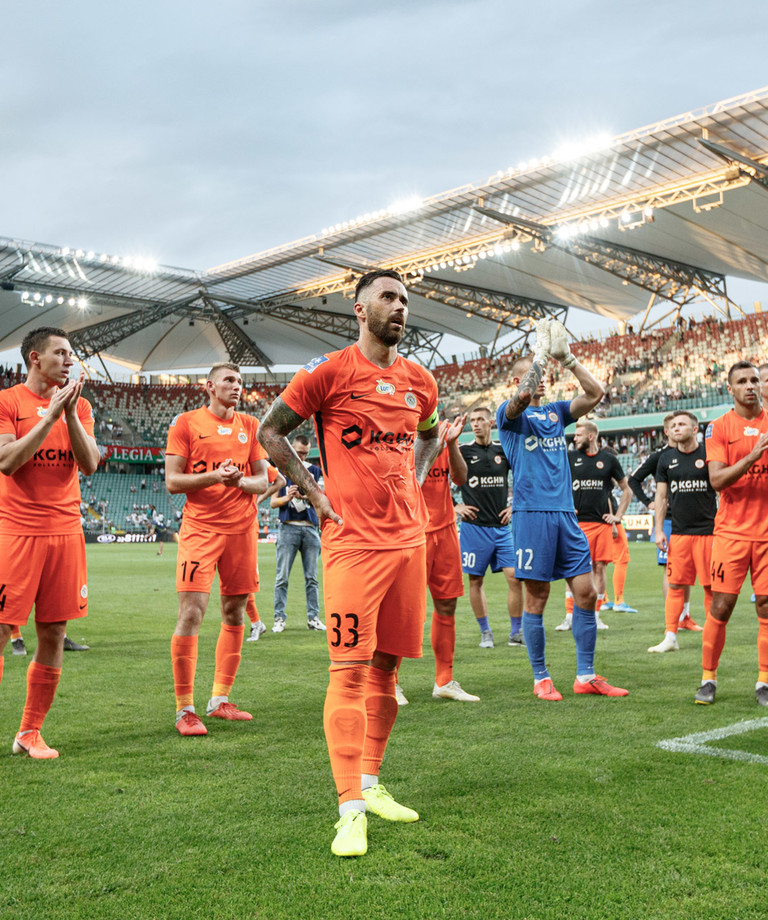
[417,409,439,432]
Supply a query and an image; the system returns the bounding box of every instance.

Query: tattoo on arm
[257,397,319,496]
[505,361,544,420]
[414,425,441,486]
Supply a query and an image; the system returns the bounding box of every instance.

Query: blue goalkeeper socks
[522,611,548,680]
[572,604,597,675]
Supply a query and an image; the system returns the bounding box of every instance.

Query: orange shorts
[666,533,713,587]
[426,523,464,601]
[176,523,259,595]
[612,524,630,565]
[709,535,768,595]
[0,533,88,624]
[579,521,613,564]
[322,542,427,661]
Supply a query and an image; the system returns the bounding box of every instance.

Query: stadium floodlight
[387,196,423,216]
[553,133,613,163]
[77,297,88,309]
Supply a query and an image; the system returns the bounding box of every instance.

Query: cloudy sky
[3,0,768,352]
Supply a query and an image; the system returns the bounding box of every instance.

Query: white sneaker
[555,617,572,631]
[247,621,266,642]
[395,683,409,706]
[595,615,609,630]
[272,620,285,633]
[307,616,327,631]
[648,633,679,653]
[479,629,494,648]
[432,680,480,702]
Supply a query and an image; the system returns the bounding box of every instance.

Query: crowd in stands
[1,308,764,536]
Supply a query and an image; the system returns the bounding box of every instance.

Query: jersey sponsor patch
[376,379,396,396]
[705,423,713,439]
[303,354,329,373]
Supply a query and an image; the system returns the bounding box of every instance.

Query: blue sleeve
[497,401,524,432]
[556,401,576,428]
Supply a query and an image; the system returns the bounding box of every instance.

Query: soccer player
[269,434,326,633]
[0,326,99,759]
[497,319,628,702]
[419,413,479,701]
[648,410,715,653]
[257,269,441,858]
[455,407,522,649]
[628,415,696,627]
[166,363,270,736]
[558,420,632,632]
[696,361,768,705]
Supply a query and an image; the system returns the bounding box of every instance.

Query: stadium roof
[3,86,768,375]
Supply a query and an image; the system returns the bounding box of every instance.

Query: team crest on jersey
[596,461,604,469]
[303,355,328,374]
[80,585,88,599]
[548,412,558,423]
[494,455,503,464]
[404,391,417,409]
[376,379,395,396]
[695,458,705,469]
[217,426,233,436]
[744,427,760,437]
[705,423,713,439]
[238,432,248,443]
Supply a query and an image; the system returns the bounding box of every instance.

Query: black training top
[458,440,511,528]
[568,449,625,522]
[655,444,716,535]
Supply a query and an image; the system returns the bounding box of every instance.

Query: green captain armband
[417,409,439,432]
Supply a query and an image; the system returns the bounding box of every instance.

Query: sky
[3,0,768,368]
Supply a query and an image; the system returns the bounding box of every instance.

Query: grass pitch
[2,542,768,920]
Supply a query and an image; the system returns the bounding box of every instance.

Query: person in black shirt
[628,413,695,626]
[455,407,522,649]
[558,420,632,631]
[648,411,715,653]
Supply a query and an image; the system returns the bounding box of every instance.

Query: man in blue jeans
[269,434,325,632]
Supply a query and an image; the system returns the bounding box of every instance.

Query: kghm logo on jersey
[217,426,233,436]
[376,379,395,396]
[404,391,417,409]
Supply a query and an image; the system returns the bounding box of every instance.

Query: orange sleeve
[705,416,727,465]
[0,391,14,436]
[78,397,95,437]
[166,412,191,458]
[281,356,332,419]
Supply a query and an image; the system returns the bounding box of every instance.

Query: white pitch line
[657,717,768,764]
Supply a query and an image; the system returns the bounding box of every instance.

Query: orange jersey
[705,408,768,541]
[422,445,456,533]
[0,383,94,535]
[166,406,267,534]
[281,344,438,550]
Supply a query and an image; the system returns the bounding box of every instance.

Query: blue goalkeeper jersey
[496,400,575,512]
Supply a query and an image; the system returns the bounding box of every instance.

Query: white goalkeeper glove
[549,320,577,368]
[532,318,552,366]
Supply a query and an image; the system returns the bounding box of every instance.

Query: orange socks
[702,615,727,679]
[11,625,22,640]
[246,595,260,625]
[664,587,685,633]
[171,634,198,710]
[212,624,245,698]
[757,618,768,676]
[19,662,61,733]
[362,666,398,777]
[323,663,368,805]
[431,611,455,687]
[613,563,628,604]
[565,592,574,616]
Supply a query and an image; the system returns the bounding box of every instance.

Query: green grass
[2,542,768,920]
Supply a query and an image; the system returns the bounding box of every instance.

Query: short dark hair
[292,434,310,447]
[21,326,69,368]
[354,269,404,302]
[208,362,240,380]
[728,360,757,382]
[758,363,768,375]
[510,354,534,378]
[470,406,493,418]
[671,410,698,424]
